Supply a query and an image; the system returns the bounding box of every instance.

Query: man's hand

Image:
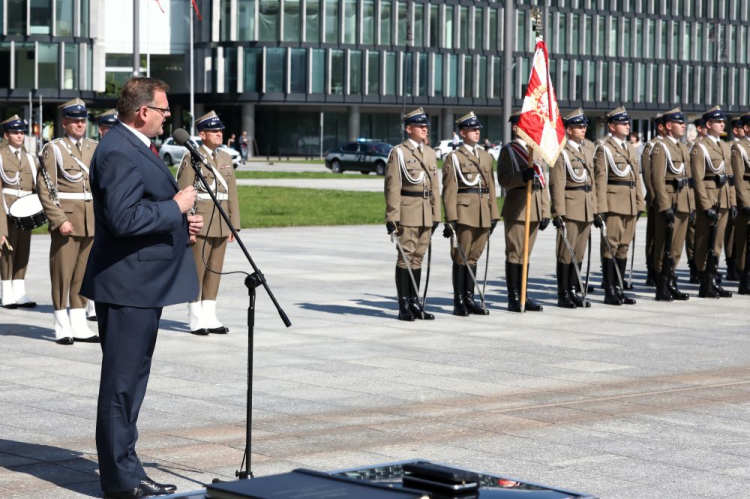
[0,235,6,253]
[490,220,498,235]
[521,168,535,183]
[443,221,457,238]
[228,232,236,243]
[431,221,440,235]
[386,221,398,234]
[552,216,564,229]
[59,220,74,236]
[593,214,604,229]
[539,218,550,231]
[662,208,675,223]
[730,205,738,221]
[174,186,197,214]
[706,208,718,223]
[187,215,203,235]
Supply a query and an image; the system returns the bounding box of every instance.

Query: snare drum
[8,194,48,230]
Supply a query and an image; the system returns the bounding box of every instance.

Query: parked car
[159,137,241,168]
[325,140,393,175]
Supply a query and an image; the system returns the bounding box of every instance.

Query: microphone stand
[188,157,292,481]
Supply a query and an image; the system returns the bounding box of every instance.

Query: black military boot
[464,265,488,315]
[654,272,673,302]
[712,271,733,298]
[688,259,699,284]
[698,271,720,298]
[524,264,544,312]
[556,262,576,309]
[602,258,622,305]
[645,263,656,287]
[408,268,434,320]
[726,257,740,281]
[739,270,750,295]
[668,272,689,301]
[506,261,522,313]
[395,267,415,321]
[569,262,591,308]
[452,264,469,316]
[615,258,637,304]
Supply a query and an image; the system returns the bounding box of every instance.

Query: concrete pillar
[193,103,205,123]
[241,103,255,157]
[172,103,184,132]
[55,107,63,139]
[441,107,454,141]
[348,105,360,141]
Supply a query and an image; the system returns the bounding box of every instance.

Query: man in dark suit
[81,77,203,499]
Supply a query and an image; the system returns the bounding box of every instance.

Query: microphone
[172,128,210,166]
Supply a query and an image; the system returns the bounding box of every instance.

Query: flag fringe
[514,128,567,168]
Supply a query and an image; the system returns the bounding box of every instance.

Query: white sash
[451,151,482,187]
[562,149,587,183]
[392,145,425,186]
[596,142,632,178]
[696,143,724,176]
[660,142,685,175]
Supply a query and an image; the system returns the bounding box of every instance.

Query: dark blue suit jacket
[81,122,199,307]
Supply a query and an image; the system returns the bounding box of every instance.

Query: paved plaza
[2,223,750,498]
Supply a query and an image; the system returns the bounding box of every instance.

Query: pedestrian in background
[239,131,249,163]
[227,133,236,150]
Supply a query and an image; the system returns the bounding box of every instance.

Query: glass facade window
[489,9,498,51]
[571,15,579,55]
[430,5,439,47]
[583,15,592,55]
[385,52,396,95]
[447,54,458,97]
[8,0,27,35]
[380,1,392,45]
[478,56,487,98]
[474,8,483,50]
[265,48,285,93]
[696,66,705,104]
[600,61,608,101]
[682,22,691,60]
[81,0,90,37]
[244,48,262,92]
[574,60,582,100]
[588,61,596,100]
[561,60,570,100]
[397,1,407,46]
[634,18,642,57]
[741,27,748,64]
[344,0,357,44]
[367,51,379,95]
[39,43,59,88]
[674,65,682,102]
[418,53,427,95]
[414,3,424,47]
[16,43,35,88]
[225,47,238,93]
[728,25,736,63]
[463,55,472,97]
[663,65,670,102]
[613,62,621,101]
[56,0,74,37]
[557,13,567,54]
[696,23,703,61]
[349,50,362,94]
[608,17,617,57]
[459,7,468,49]
[434,54,443,96]
[622,18,630,58]
[220,0,232,40]
[363,0,375,45]
[516,9,526,51]
[637,63,645,102]
[290,48,306,93]
[284,0,301,42]
[31,0,52,35]
[259,0,280,42]
[658,20,667,59]
[596,16,605,56]
[444,6,454,49]
[331,49,345,94]
[239,0,256,41]
[311,49,325,93]
[404,52,412,96]
[647,20,655,58]
[492,56,501,98]
[325,0,339,43]
[63,43,79,90]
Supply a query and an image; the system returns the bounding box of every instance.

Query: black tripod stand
[180,131,292,480]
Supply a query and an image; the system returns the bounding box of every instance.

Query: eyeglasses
[146,105,171,116]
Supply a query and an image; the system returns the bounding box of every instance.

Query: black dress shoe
[16,301,36,308]
[141,476,177,493]
[208,326,229,334]
[87,315,97,322]
[104,483,169,498]
[2,303,18,309]
[190,328,209,335]
[56,337,74,345]
[74,335,100,343]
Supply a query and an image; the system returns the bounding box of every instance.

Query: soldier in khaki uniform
[550,109,596,309]
[593,107,645,306]
[96,109,118,139]
[650,109,694,302]
[37,99,98,344]
[690,106,737,298]
[497,111,549,312]
[0,115,38,309]
[732,113,750,294]
[441,112,499,316]
[686,118,707,283]
[176,111,240,335]
[723,118,746,281]
[641,114,665,287]
[385,108,440,321]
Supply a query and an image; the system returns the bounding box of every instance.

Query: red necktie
[149,143,159,156]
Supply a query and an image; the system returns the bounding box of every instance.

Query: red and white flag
[515,39,566,167]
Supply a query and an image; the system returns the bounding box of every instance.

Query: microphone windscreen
[173,128,191,145]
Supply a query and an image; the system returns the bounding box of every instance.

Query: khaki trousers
[50,233,93,310]
[0,220,31,280]
[556,220,590,264]
[653,212,689,273]
[504,221,539,264]
[600,214,636,260]
[191,235,228,301]
[695,208,728,272]
[450,225,489,266]
[395,226,431,269]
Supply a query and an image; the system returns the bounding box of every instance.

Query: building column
[441,107,454,142]
[241,103,255,157]
[348,105,360,141]
[172,103,183,131]
[192,103,205,134]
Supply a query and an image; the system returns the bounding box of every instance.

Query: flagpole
[190,4,195,136]
[520,148,533,314]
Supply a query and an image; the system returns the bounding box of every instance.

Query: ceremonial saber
[390,232,425,320]
[421,238,432,308]
[559,221,586,299]
[600,219,624,288]
[481,237,491,310]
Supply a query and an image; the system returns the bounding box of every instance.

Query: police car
[159,136,241,168]
[325,140,393,175]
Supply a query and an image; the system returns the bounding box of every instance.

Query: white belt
[3,188,33,197]
[198,193,228,201]
[57,192,92,201]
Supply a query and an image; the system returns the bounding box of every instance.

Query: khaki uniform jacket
[442,146,499,227]
[651,137,695,214]
[497,140,550,222]
[690,135,736,211]
[384,140,440,227]
[176,147,240,237]
[731,137,750,211]
[1,143,37,219]
[550,141,597,222]
[594,136,645,216]
[641,138,661,205]
[38,137,96,236]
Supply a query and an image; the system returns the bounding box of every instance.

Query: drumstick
[2,239,11,252]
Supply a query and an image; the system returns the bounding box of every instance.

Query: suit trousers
[725,218,735,258]
[645,204,655,264]
[653,212,689,273]
[695,208,728,272]
[95,303,162,494]
[685,217,696,261]
[0,220,31,280]
[395,226,431,269]
[600,214,636,260]
[191,235,228,301]
[50,232,93,310]
[504,220,539,264]
[736,211,750,271]
[450,225,489,266]
[556,220,590,264]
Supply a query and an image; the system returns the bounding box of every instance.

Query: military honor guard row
[384,106,750,321]
[0,100,240,343]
